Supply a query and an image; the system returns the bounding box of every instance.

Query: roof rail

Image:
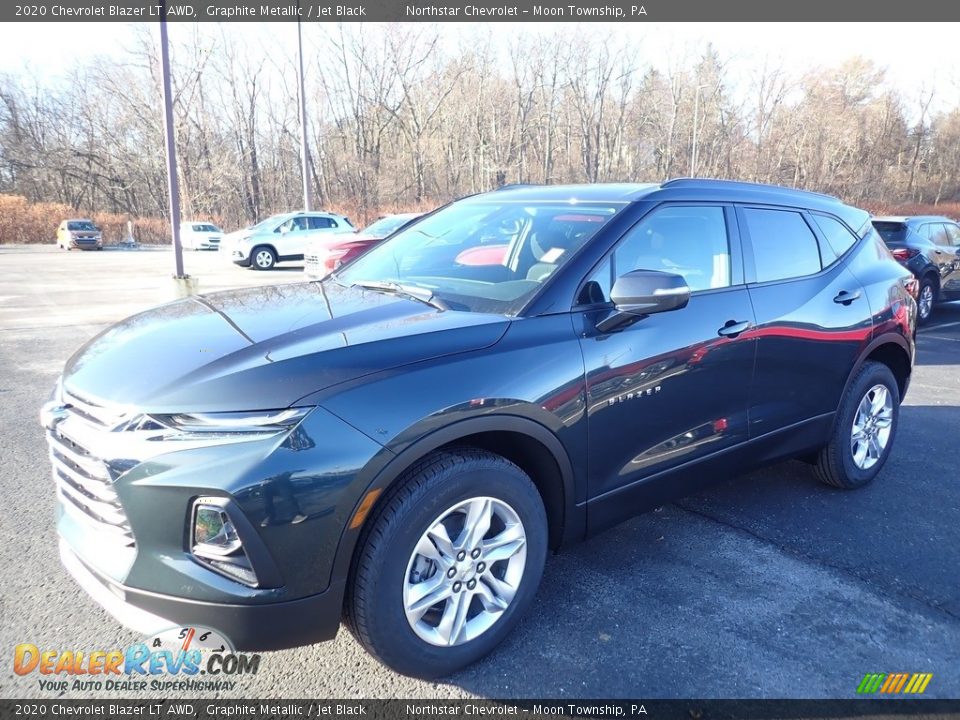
[661,177,839,202]
[494,183,540,191]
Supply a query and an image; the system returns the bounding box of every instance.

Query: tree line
[2,24,959,233]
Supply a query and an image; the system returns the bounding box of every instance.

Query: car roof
[486,178,868,228]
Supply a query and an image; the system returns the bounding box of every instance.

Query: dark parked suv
[42,180,916,678]
[871,215,960,324]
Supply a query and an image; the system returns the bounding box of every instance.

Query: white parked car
[179,221,224,250]
[220,212,354,270]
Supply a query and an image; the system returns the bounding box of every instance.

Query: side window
[930,223,953,247]
[742,208,821,283]
[918,224,936,242]
[812,214,858,261]
[945,224,960,247]
[308,216,335,230]
[579,205,731,303]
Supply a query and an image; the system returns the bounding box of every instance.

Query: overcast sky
[3,22,959,117]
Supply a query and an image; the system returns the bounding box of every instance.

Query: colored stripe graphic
[858,673,932,694]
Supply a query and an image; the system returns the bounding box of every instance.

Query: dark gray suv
[872,215,960,324]
[43,180,917,678]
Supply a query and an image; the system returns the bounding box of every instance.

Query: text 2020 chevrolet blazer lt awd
[42,180,916,678]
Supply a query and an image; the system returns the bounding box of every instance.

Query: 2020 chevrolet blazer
[42,180,917,678]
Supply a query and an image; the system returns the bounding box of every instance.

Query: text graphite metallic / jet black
[42,180,917,678]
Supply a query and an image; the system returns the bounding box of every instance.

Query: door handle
[833,290,862,305]
[717,320,751,338]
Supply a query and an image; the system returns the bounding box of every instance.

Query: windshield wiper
[350,280,449,311]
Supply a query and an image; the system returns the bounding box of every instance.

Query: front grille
[47,396,135,549]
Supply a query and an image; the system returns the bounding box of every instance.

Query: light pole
[159,10,186,280]
[296,8,313,212]
[690,83,709,178]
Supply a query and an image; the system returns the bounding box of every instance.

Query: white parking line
[919,334,960,342]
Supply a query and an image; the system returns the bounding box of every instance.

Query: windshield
[192,223,220,232]
[68,221,96,231]
[249,214,287,232]
[363,215,417,238]
[336,199,623,314]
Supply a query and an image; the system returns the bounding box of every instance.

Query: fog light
[191,500,258,586]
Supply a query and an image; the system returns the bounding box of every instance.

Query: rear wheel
[251,246,276,271]
[346,449,547,678]
[814,361,899,489]
[917,277,936,325]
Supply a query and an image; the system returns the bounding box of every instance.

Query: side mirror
[597,270,690,333]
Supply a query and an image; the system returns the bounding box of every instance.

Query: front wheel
[250,246,277,270]
[345,449,547,678]
[814,361,900,489]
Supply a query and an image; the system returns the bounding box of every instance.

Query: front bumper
[70,239,103,250]
[60,539,344,650]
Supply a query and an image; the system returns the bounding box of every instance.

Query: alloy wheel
[402,496,527,647]
[254,250,274,269]
[850,384,894,470]
[918,283,933,320]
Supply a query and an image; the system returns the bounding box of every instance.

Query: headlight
[121,408,311,442]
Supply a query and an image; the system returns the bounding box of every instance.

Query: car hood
[62,282,509,414]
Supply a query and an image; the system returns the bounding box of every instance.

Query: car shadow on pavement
[441,405,960,699]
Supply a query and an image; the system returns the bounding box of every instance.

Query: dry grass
[0,195,433,245]
[861,201,960,221]
[0,195,170,245]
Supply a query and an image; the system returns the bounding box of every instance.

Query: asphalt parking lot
[1,244,959,699]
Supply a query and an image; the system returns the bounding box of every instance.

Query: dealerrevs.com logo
[13,626,260,693]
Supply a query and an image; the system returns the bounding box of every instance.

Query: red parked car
[304,213,422,278]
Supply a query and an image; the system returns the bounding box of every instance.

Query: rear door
[937,223,960,299]
[918,223,958,291]
[738,206,872,438]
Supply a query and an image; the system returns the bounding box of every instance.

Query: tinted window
[308,216,336,230]
[277,216,309,233]
[67,221,96,231]
[812,214,858,260]
[581,205,731,301]
[743,208,821,283]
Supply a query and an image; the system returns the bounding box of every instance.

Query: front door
[576,204,756,531]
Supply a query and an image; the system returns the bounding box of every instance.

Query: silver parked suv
[220,211,354,270]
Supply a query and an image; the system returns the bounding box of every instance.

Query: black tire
[345,448,548,679]
[250,246,276,270]
[814,361,900,490]
[916,276,937,326]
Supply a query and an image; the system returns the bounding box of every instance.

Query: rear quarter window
[812,214,859,260]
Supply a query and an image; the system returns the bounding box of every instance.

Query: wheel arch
[841,334,912,408]
[329,415,582,598]
[250,243,278,258]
